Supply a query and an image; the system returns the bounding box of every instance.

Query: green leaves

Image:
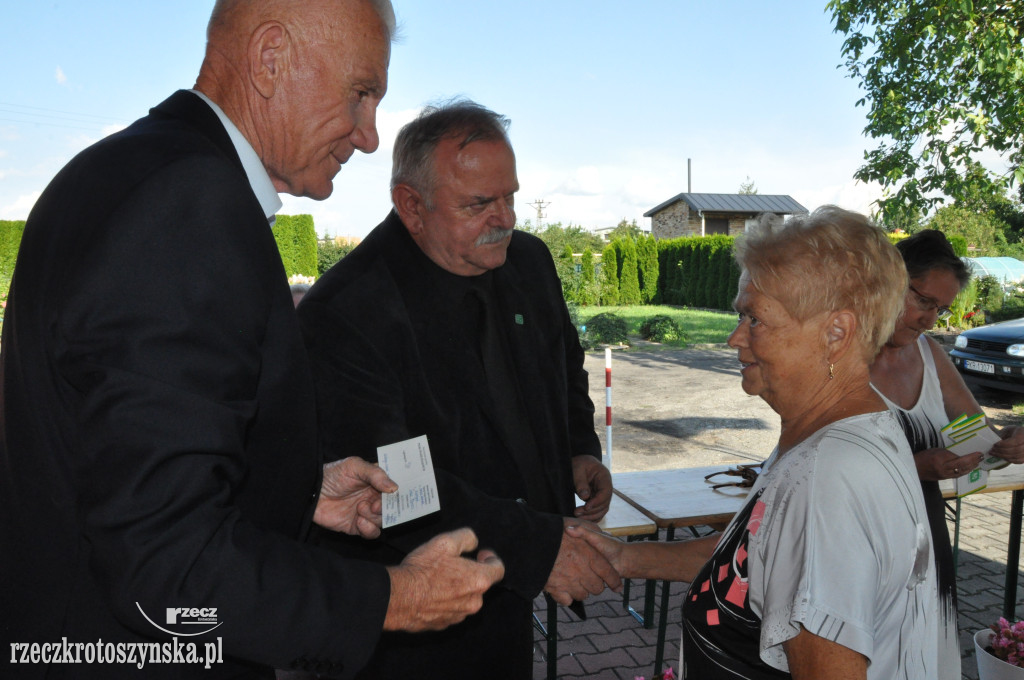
[831,0,1024,215]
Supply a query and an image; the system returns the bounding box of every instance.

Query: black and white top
[872,334,961,680]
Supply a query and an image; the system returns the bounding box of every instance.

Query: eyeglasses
[704,463,761,490]
[908,284,953,321]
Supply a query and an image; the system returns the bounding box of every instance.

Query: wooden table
[612,464,1024,680]
[598,491,660,537]
[535,494,657,680]
[940,465,1024,620]
[613,466,751,678]
[614,465,753,529]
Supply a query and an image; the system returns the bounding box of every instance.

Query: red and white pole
[605,348,612,472]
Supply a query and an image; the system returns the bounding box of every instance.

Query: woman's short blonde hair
[734,205,907,361]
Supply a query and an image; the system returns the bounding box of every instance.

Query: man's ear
[825,310,857,363]
[249,22,287,99]
[392,184,428,235]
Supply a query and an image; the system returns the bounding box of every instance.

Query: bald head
[195,0,394,200]
[206,0,395,48]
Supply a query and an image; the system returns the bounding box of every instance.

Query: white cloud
[551,166,604,197]
[1,191,42,220]
[55,66,67,85]
[793,179,885,217]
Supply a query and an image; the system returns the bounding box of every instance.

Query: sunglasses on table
[703,463,762,490]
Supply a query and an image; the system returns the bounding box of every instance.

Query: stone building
[644,193,807,240]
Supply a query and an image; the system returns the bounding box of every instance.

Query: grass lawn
[577,305,737,348]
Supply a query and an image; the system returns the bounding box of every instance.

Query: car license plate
[964,359,995,374]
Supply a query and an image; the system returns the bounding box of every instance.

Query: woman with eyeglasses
[870,228,1024,679]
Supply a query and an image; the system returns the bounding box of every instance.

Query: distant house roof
[643,193,807,217]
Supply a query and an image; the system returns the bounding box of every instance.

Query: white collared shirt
[190,89,282,226]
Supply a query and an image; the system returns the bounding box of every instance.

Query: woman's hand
[914,448,983,481]
[564,522,627,577]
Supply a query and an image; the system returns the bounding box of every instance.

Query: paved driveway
[586,343,1019,473]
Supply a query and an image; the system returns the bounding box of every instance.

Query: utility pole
[527,199,550,229]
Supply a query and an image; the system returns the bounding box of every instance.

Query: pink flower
[990,618,1024,667]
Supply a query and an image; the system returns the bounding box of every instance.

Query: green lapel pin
[514,314,524,325]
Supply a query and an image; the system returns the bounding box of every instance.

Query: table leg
[653,526,676,678]
[623,534,659,628]
[547,593,557,680]
[1003,490,1023,620]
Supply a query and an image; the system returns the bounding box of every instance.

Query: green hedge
[638,234,659,303]
[272,214,318,278]
[0,220,26,302]
[600,244,619,305]
[0,217,320,305]
[615,238,641,305]
[656,234,737,310]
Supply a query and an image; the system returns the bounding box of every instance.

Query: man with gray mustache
[296,99,617,679]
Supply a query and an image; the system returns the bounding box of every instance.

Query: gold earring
[828,363,835,381]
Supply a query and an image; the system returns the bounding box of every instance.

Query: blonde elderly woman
[571,207,937,679]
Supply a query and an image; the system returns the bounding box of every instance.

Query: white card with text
[378,435,440,528]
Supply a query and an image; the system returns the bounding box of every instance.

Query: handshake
[317,455,627,632]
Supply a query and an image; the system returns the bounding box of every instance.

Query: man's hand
[913,448,983,481]
[384,528,505,632]
[313,457,398,538]
[565,523,627,575]
[571,455,612,522]
[544,518,622,606]
[993,426,1024,464]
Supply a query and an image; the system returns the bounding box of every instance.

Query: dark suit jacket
[0,91,389,679]
[297,212,601,678]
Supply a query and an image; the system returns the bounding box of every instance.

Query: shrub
[977,275,1004,316]
[639,315,685,343]
[579,248,599,306]
[948,278,979,329]
[317,238,355,276]
[567,302,593,350]
[945,233,968,257]
[585,312,629,345]
[600,245,620,305]
[638,234,659,303]
[991,287,1024,322]
[617,238,642,305]
[273,214,318,277]
[0,220,26,303]
[555,246,583,304]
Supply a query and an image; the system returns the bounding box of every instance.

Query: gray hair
[734,205,908,361]
[391,99,512,207]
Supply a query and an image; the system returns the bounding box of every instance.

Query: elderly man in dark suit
[0,3,504,679]
[297,100,618,679]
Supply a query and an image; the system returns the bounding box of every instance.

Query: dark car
[950,318,1024,393]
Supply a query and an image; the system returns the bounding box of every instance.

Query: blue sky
[3,1,884,238]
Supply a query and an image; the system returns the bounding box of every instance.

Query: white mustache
[475,228,514,246]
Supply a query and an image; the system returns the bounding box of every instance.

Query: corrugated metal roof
[643,193,807,217]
